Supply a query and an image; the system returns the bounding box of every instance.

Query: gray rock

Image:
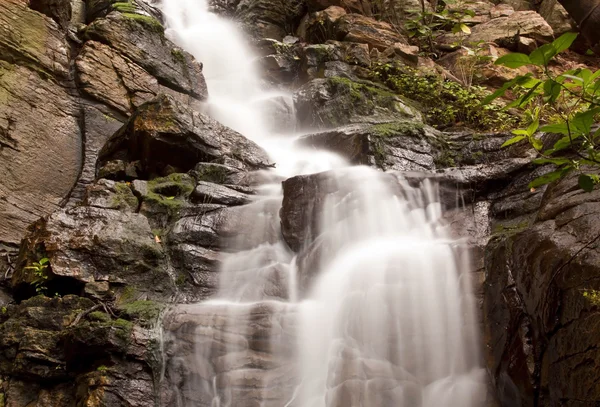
[192,181,252,206]
[294,77,420,130]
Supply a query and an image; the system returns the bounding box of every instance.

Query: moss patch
[118,300,163,327]
[145,173,195,214]
[111,182,139,210]
[371,63,517,131]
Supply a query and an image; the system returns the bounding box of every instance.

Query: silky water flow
[159,1,487,406]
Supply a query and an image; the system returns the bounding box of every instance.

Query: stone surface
[538,0,576,35]
[85,11,208,99]
[294,77,420,129]
[298,121,437,171]
[484,171,600,406]
[0,61,82,246]
[29,0,72,28]
[76,40,160,114]
[438,11,554,48]
[98,94,272,176]
[0,0,71,78]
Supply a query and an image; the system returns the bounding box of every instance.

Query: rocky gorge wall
[0,0,599,405]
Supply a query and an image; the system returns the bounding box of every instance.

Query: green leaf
[39,258,49,265]
[543,79,562,104]
[495,53,532,68]
[578,174,595,192]
[529,44,557,66]
[512,129,529,136]
[552,32,578,53]
[532,158,572,165]
[501,134,527,147]
[561,74,584,83]
[527,119,540,136]
[540,122,570,135]
[459,23,471,33]
[165,196,176,200]
[529,167,573,188]
[571,107,600,135]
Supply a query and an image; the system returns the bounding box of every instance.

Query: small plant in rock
[483,32,600,191]
[405,0,475,56]
[24,257,50,295]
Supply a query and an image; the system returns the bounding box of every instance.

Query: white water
[160,1,486,406]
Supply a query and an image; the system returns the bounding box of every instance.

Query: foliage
[484,32,600,191]
[405,0,475,55]
[583,289,600,306]
[24,258,50,295]
[372,62,516,130]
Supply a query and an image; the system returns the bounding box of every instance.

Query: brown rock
[29,0,72,28]
[336,13,409,50]
[0,0,70,78]
[0,61,82,246]
[438,11,553,48]
[98,94,271,176]
[85,12,208,99]
[76,41,159,114]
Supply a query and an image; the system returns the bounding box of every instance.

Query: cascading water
[160,1,486,406]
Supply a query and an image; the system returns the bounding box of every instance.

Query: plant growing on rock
[483,32,600,191]
[24,257,50,295]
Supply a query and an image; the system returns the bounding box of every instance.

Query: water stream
[160,1,486,405]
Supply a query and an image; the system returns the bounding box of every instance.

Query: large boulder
[235,0,306,40]
[97,94,271,177]
[29,0,72,28]
[438,11,553,48]
[538,0,576,35]
[297,121,437,171]
[294,76,420,129]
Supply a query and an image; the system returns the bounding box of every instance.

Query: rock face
[0,0,81,248]
[485,172,600,406]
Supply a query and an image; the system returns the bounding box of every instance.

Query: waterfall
[160,1,487,406]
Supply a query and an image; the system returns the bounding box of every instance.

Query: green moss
[112,1,136,13]
[492,221,529,237]
[371,63,517,131]
[171,48,186,63]
[175,273,187,287]
[111,182,139,210]
[119,300,163,323]
[145,173,194,214]
[371,122,425,138]
[121,12,164,34]
[112,318,134,341]
[118,286,137,304]
[88,311,111,323]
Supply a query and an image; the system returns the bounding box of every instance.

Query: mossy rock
[142,173,195,214]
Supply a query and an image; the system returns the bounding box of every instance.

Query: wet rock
[76,41,160,114]
[294,77,420,129]
[235,0,306,41]
[29,0,72,28]
[12,205,172,300]
[85,11,208,99]
[0,0,71,78]
[484,171,600,406]
[306,0,368,13]
[83,178,139,212]
[67,105,127,205]
[0,61,82,246]
[192,182,252,206]
[98,94,271,177]
[336,13,409,50]
[298,121,436,171]
[438,11,553,49]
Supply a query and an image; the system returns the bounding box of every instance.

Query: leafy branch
[483,32,600,191]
